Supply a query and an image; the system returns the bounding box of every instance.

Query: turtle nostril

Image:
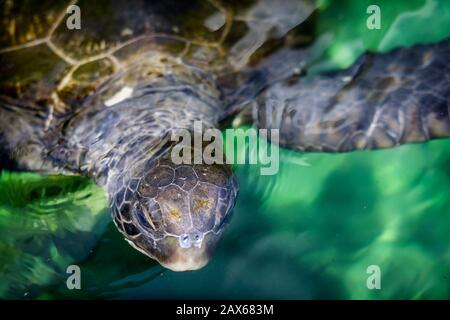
[191,232,204,248]
[178,232,204,249]
[179,233,191,248]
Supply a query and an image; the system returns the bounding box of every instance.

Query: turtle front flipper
[0,100,55,173]
[252,38,450,152]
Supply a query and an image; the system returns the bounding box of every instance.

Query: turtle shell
[0,0,315,119]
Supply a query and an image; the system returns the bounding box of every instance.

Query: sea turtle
[1,0,449,271]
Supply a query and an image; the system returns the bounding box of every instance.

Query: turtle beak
[159,232,219,272]
[161,246,209,271]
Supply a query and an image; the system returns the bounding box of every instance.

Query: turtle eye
[134,202,152,229]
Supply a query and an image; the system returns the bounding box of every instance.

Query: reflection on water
[0,173,109,298]
[1,0,450,300]
[1,139,449,299]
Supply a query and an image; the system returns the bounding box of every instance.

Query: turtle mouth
[160,246,210,272]
[126,230,220,272]
[158,232,219,272]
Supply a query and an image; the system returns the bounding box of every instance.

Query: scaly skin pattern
[254,39,450,152]
[49,54,239,270]
[54,54,238,270]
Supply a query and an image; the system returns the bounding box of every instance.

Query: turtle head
[109,151,238,271]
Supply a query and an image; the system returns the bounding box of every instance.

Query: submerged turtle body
[1,0,449,271]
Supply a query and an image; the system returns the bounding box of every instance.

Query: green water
[1,0,450,299]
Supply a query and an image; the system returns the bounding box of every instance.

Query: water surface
[1,0,450,299]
